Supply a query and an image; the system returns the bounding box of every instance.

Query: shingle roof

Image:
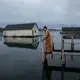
[62,27,80,32]
[4,23,37,30]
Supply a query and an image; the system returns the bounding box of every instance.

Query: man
[42,26,52,54]
[42,26,53,63]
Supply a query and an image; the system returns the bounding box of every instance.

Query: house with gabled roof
[3,23,39,37]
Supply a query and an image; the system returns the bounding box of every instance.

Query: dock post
[61,35,65,64]
[71,35,74,51]
[61,35,64,55]
[61,35,65,80]
[52,36,54,51]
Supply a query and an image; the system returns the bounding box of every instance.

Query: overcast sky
[0,0,80,27]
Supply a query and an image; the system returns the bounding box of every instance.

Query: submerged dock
[42,27,80,80]
[52,27,80,53]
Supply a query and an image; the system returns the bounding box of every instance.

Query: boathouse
[3,23,39,37]
[60,27,80,52]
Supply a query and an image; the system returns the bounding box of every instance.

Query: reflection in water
[42,58,52,80]
[61,54,65,80]
[42,52,65,80]
[42,52,80,80]
[4,37,39,49]
[0,37,2,41]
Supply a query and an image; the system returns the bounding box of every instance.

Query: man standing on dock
[42,26,53,63]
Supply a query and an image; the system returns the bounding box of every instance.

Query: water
[0,31,80,80]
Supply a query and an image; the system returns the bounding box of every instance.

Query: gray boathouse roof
[4,23,38,31]
[62,27,80,32]
[61,27,80,39]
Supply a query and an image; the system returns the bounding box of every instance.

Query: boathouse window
[35,31,36,33]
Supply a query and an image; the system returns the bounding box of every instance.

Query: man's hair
[44,26,47,29]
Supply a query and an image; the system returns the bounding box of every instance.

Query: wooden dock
[42,27,80,80]
[60,27,80,53]
[43,55,80,80]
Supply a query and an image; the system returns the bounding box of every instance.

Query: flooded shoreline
[0,31,80,80]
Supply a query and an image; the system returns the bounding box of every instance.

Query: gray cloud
[65,0,80,24]
[0,0,80,25]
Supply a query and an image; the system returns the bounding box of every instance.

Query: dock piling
[71,35,74,51]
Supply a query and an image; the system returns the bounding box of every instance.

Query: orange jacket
[43,29,52,52]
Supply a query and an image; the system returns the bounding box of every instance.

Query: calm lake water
[0,31,80,80]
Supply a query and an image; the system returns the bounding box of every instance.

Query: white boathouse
[3,23,39,37]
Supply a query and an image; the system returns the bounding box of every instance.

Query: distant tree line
[39,29,61,31]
